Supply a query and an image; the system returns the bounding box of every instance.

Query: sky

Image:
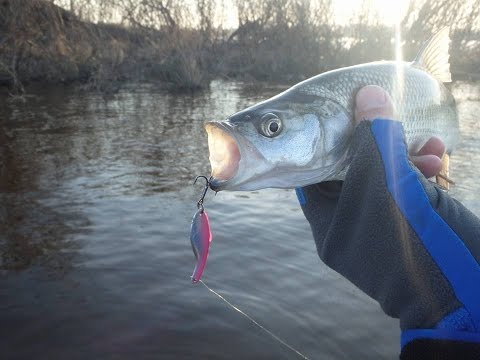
[220,0,411,28]
[333,0,410,25]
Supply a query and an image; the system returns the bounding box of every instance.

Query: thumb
[354,85,395,123]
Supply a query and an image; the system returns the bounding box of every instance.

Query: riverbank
[1,0,479,94]
[1,0,206,93]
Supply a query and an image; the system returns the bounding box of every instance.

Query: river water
[1,80,479,359]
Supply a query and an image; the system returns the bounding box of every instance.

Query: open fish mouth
[205,122,241,189]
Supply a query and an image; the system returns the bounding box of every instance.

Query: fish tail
[412,27,451,83]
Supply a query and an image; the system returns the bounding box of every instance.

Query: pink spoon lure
[190,175,213,283]
[190,207,212,283]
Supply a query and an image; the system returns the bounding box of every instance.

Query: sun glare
[222,0,410,29]
[333,0,410,24]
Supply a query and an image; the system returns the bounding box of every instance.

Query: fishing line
[199,280,310,360]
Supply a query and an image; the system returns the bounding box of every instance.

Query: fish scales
[297,61,458,154]
[204,28,459,191]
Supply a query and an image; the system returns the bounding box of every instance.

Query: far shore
[1,0,479,94]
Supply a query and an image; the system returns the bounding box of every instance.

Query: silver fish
[205,28,459,191]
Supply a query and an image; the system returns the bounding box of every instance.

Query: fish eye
[261,113,282,137]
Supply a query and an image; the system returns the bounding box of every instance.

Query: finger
[411,154,443,178]
[415,136,445,158]
[354,85,395,123]
[410,137,445,178]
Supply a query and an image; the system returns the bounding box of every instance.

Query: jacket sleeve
[298,120,480,358]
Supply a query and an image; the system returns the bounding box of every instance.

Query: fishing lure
[190,176,212,283]
[189,176,310,359]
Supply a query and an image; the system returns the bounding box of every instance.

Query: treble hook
[193,175,211,211]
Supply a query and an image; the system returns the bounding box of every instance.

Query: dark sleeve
[400,338,480,359]
[298,120,480,356]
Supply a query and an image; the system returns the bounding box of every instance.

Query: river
[1,80,479,359]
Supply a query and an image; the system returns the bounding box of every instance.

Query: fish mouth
[204,121,241,190]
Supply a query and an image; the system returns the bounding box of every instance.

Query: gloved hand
[297,86,480,359]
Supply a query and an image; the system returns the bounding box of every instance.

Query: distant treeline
[1,0,479,93]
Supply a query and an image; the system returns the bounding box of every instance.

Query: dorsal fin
[412,27,451,83]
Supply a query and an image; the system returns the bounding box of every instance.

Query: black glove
[297,119,480,359]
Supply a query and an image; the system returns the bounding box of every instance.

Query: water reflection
[0,80,479,359]
[0,81,280,272]
[1,96,84,270]
[450,81,480,210]
[0,193,85,271]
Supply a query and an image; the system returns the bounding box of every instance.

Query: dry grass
[1,0,479,93]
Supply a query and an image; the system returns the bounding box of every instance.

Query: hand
[299,85,480,357]
[354,85,445,179]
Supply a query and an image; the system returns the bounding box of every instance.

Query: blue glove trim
[401,329,480,348]
[295,187,306,206]
[436,307,476,332]
[371,119,480,334]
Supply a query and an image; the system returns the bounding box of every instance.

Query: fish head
[205,89,353,191]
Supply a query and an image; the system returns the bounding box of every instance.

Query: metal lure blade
[190,208,212,283]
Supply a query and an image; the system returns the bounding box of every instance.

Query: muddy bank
[1,0,211,93]
[1,1,120,89]
[1,0,479,93]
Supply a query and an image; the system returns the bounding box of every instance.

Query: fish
[205,28,459,191]
[190,207,212,283]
